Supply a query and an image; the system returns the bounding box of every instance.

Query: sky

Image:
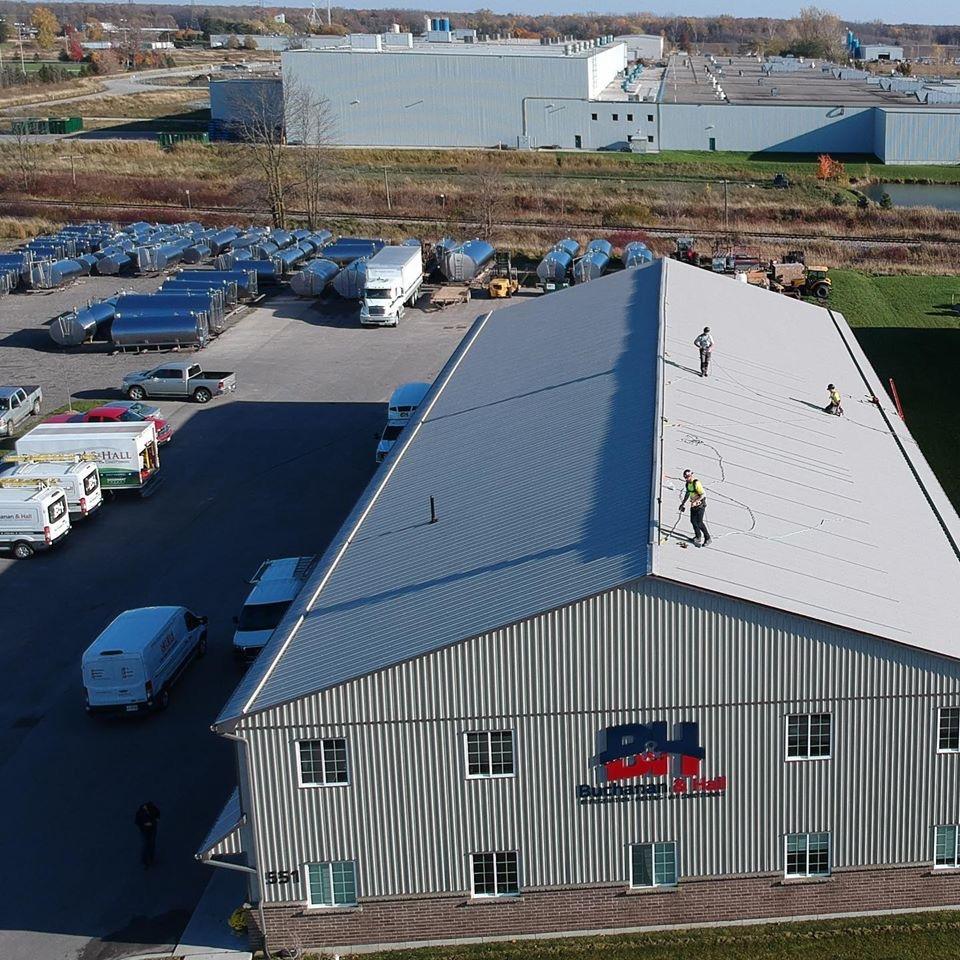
[260,0,953,24]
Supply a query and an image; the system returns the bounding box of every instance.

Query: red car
[45,401,173,444]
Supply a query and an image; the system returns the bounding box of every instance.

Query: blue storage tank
[321,238,385,265]
[332,257,367,299]
[573,239,613,283]
[438,239,495,282]
[622,241,655,268]
[290,258,340,297]
[536,240,579,282]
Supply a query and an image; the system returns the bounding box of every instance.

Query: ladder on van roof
[0,477,59,489]
[1,453,95,464]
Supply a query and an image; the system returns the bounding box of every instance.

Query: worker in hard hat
[680,469,711,547]
[694,327,714,377]
[823,384,843,416]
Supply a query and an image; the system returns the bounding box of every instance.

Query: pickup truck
[0,386,43,436]
[122,362,237,404]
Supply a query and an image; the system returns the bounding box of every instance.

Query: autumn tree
[783,6,843,61]
[31,6,60,49]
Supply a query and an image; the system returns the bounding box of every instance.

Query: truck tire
[193,387,212,404]
[155,688,170,711]
[12,541,34,560]
[197,632,208,658]
[127,385,147,401]
[812,282,830,301]
[32,400,41,416]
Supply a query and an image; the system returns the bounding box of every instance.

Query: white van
[232,556,317,663]
[0,483,71,558]
[388,382,430,425]
[1,458,102,520]
[82,606,208,715]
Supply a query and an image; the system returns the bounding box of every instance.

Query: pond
[863,182,960,211]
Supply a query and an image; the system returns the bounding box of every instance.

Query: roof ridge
[648,257,669,577]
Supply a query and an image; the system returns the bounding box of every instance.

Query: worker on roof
[694,327,714,378]
[680,469,711,548]
[823,383,844,417]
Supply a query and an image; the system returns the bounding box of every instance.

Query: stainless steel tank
[290,258,340,297]
[623,241,654,268]
[332,257,367,299]
[111,312,209,350]
[49,298,118,347]
[439,239,495,282]
[573,239,613,283]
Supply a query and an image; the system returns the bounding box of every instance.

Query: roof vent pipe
[429,496,438,524]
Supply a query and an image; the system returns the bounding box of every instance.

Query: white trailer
[360,246,423,326]
[16,422,161,495]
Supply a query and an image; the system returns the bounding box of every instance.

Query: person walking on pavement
[694,327,714,377]
[823,383,844,416]
[135,801,161,868]
[680,469,711,547]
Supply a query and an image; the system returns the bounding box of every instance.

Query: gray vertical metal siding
[239,577,960,903]
[878,109,960,164]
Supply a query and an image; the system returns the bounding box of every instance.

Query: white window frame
[784,832,831,879]
[296,737,350,788]
[463,729,516,780]
[937,707,960,754]
[629,841,678,889]
[933,825,960,870]
[305,860,358,908]
[785,712,832,762]
[470,850,521,898]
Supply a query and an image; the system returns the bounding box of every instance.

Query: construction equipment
[768,260,832,300]
[772,172,791,189]
[488,277,518,298]
[673,237,703,265]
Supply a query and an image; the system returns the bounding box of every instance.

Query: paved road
[0,286,490,960]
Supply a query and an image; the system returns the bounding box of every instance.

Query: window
[298,738,348,786]
[647,135,654,143]
[612,113,619,121]
[785,832,830,878]
[630,842,677,888]
[647,113,654,122]
[938,707,960,752]
[465,730,514,778]
[786,713,831,760]
[306,861,357,907]
[934,825,960,868]
[591,113,598,121]
[626,113,634,121]
[471,851,519,897]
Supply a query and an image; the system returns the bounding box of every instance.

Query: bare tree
[229,76,336,230]
[11,122,40,192]
[285,80,337,231]
[471,169,509,240]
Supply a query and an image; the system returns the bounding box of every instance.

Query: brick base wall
[248,866,960,953]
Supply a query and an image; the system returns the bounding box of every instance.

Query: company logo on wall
[577,721,727,805]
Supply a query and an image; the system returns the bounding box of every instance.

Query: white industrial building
[200,260,960,954]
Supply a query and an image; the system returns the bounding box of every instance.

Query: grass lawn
[347,911,960,960]
[828,269,960,507]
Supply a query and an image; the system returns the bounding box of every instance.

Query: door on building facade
[708,137,717,151]
[575,135,582,149]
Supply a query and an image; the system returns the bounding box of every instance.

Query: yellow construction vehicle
[488,277,519,298]
[768,259,832,300]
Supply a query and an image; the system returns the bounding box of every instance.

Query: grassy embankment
[831,269,960,506]
[335,911,960,960]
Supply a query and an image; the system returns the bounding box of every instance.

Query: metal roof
[217,265,661,726]
[217,259,960,727]
[195,787,244,861]
[654,258,960,656]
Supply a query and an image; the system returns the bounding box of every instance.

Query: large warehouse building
[210,34,960,162]
[200,260,960,953]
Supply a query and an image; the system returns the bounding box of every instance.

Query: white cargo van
[82,606,208,715]
[0,482,71,558]
[388,382,430,425]
[232,556,317,662]
[16,422,160,495]
[1,457,102,519]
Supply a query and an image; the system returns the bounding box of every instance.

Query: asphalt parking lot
[0,279,512,960]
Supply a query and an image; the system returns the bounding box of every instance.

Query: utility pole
[16,21,26,75]
[327,0,331,26]
[60,153,82,186]
[383,167,391,210]
[723,178,728,233]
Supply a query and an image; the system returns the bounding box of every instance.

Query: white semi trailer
[360,246,423,326]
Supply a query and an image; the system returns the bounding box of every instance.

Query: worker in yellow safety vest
[679,469,711,547]
[823,383,844,416]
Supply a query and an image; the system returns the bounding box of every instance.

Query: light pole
[383,167,391,211]
[439,193,445,210]
[185,189,192,209]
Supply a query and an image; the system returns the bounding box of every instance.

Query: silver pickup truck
[122,362,237,404]
[0,385,43,436]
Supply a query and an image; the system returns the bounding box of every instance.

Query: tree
[31,6,60,49]
[784,6,843,61]
[11,123,40,192]
[67,35,84,62]
[85,20,105,41]
[241,36,258,50]
[470,168,509,240]
[0,19,10,43]
[225,34,240,49]
[285,81,336,230]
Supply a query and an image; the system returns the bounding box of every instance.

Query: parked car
[82,606,208,715]
[0,386,43,436]
[376,422,404,463]
[122,361,237,404]
[46,401,173,445]
[232,556,317,663]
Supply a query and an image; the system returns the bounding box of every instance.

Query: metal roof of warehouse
[217,259,960,727]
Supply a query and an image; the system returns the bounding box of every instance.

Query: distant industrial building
[200,261,960,954]
[210,35,960,162]
[846,30,905,62]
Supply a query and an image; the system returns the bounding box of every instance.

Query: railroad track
[0,195,950,248]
